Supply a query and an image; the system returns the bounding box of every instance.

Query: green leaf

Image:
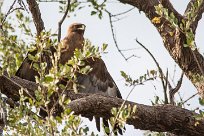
[91,11,97,15]
[44,75,54,82]
[102,43,108,51]
[199,98,204,106]
[80,65,92,74]
[33,63,39,70]
[28,54,36,61]
[104,126,110,134]
[111,107,117,116]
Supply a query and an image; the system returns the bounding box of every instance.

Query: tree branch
[118,0,204,98]
[159,0,183,20]
[184,0,204,33]
[58,0,71,42]
[1,74,204,135]
[26,0,44,36]
[136,39,168,104]
[67,94,204,136]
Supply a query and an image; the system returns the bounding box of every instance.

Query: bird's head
[67,23,86,35]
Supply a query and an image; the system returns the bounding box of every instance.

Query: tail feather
[93,117,124,135]
[95,117,101,132]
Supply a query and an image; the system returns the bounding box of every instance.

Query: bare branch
[169,72,184,105]
[106,10,128,61]
[164,69,169,104]
[112,7,135,17]
[58,0,71,42]
[120,47,140,52]
[26,0,45,36]
[1,0,23,24]
[182,92,198,105]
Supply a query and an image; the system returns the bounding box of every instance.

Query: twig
[18,0,29,13]
[1,0,18,24]
[125,54,140,60]
[58,0,71,42]
[112,7,135,17]
[169,69,185,107]
[105,8,137,61]
[182,92,198,105]
[136,39,167,103]
[172,64,177,81]
[120,47,140,51]
[111,7,135,22]
[169,72,184,105]
[106,10,127,61]
[164,70,169,104]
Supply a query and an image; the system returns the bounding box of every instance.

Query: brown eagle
[15,23,123,135]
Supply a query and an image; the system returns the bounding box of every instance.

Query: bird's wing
[77,58,121,98]
[15,46,56,82]
[15,50,38,82]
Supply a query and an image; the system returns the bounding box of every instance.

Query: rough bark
[26,0,44,36]
[0,74,204,135]
[119,0,204,98]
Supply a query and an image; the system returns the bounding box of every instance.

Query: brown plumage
[59,23,85,65]
[15,23,123,135]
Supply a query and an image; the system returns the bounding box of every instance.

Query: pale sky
[1,0,204,135]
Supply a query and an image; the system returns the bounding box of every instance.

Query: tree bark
[26,0,44,36]
[1,74,204,135]
[119,0,204,98]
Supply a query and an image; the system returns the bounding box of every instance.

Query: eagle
[15,23,123,135]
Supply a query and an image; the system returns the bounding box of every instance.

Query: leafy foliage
[57,0,106,19]
[0,10,30,76]
[111,104,136,132]
[120,70,158,86]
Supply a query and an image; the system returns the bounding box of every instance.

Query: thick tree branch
[184,0,204,33]
[1,74,204,135]
[26,0,44,36]
[159,0,183,20]
[68,94,204,136]
[119,0,182,21]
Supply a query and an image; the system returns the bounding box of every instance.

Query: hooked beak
[77,25,86,31]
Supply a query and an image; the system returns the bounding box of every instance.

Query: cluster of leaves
[88,0,106,19]
[110,104,136,134]
[0,10,30,76]
[120,69,158,87]
[154,1,203,50]
[57,0,106,19]
[6,88,90,136]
